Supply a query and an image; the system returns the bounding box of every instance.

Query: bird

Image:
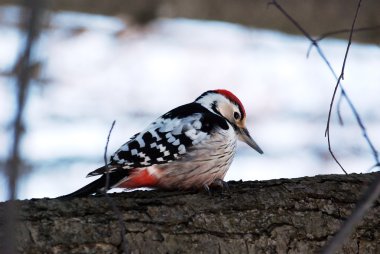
[61,89,263,198]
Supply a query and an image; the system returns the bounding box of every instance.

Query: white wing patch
[178,144,186,154]
[110,113,211,169]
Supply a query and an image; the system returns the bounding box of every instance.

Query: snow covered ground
[1,7,379,201]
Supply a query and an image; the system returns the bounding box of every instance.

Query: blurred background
[1,0,379,201]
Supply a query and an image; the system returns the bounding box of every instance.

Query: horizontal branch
[1,173,379,253]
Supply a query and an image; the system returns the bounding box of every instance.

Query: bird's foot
[203,179,230,196]
[203,184,212,195]
[210,178,230,191]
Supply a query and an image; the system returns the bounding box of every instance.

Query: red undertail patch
[117,168,159,189]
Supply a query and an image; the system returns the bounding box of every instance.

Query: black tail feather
[86,165,114,177]
[57,170,129,199]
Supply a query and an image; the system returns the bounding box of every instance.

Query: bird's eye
[234,112,240,120]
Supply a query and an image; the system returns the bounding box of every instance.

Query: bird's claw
[203,179,230,195]
[211,178,230,191]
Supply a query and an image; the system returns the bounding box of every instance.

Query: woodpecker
[61,89,263,198]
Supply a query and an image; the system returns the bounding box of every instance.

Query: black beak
[238,128,263,154]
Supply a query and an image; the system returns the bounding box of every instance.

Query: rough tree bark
[1,173,380,253]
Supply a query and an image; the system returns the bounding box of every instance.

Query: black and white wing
[87,103,229,177]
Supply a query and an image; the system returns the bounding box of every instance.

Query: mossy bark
[1,173,380,253]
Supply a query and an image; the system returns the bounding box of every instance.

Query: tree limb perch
[1,173,379,253]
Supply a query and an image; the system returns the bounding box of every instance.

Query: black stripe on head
[211,101,222,117]
[195,90,216,101]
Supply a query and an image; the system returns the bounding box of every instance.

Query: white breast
[155,124,237,190]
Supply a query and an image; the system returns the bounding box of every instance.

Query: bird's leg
[203,184,212,195]
[209,178,230,193]
[202,179,231,197]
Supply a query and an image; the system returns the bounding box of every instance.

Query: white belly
[155,126,237,190]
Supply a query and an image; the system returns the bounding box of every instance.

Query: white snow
[1,7,379,201]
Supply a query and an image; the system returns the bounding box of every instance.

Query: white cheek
[218,103,233,121]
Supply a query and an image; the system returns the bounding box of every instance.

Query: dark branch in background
[267,0,346,174]
[6,0,44,202]
[322,2,380,253]
[306,25,380,56]
[2,1,44,253]
[268,0,380,253]
[322,16,380,172]
[269,0,380,173]
[315,25,380,43]
[102,121,128,254]
[324,0,364,174]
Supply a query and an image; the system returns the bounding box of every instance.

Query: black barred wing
[87,103,228,177]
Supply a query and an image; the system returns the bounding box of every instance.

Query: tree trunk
[1,173,380,253]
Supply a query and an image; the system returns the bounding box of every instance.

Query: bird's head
[195,89,263,154]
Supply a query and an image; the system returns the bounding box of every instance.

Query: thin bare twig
[269,0,380,252]
[308,24,380,129]
[270,0,380,174]
[306,25,380,56]
[104,120,116,191]
[325,0,361,131]
[268,0,346,174]
[323,10,380,170]
[320,3,380,253]
[323,0,364,176]
[316,25,380,43]
[102,121,128,253]
[323,4,380,245]
[2,1,44,253]
[324,0,380,175]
